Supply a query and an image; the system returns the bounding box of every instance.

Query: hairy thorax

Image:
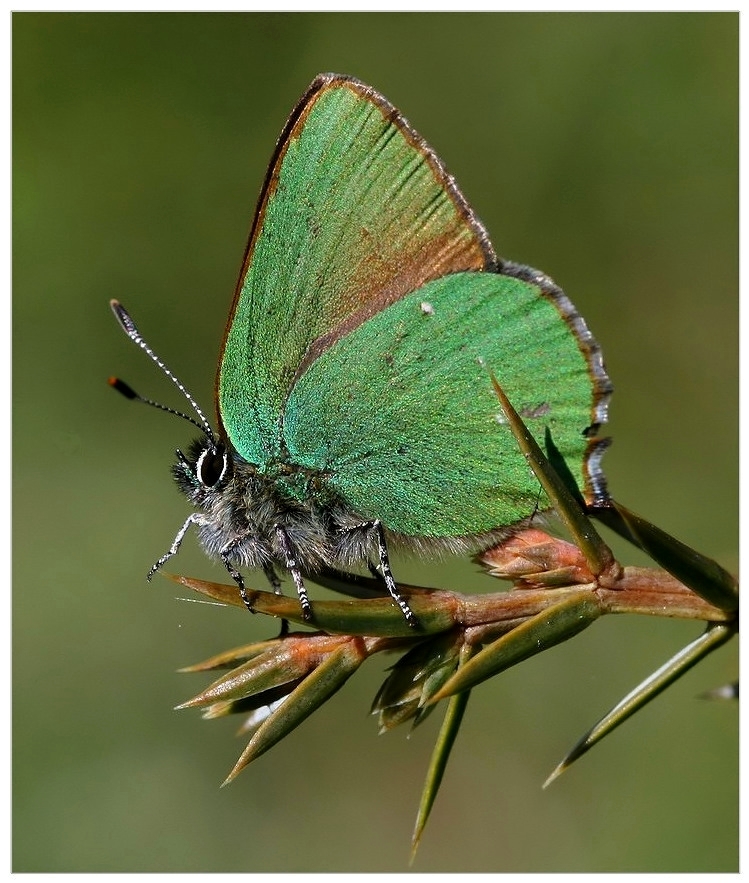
[173,439,374,574]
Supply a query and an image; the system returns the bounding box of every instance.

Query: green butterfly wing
[283,271,600,537]
[218,74,495,464]
[219,73,609,539]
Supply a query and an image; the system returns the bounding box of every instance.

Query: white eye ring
[196,446,229,488]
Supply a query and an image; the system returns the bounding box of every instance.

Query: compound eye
[196,446,228,488]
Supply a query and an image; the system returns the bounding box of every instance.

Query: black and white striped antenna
[108,299,216,443]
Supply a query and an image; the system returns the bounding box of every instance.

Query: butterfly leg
[263,563,290,637]
[147,512,204,580]
[348,520,418,628]
[220,544,291,637]
[218,543,255,614]
[275,525,313,621]
[263,563,283,594]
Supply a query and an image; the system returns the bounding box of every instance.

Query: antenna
[109,299,216,442]
[107,376,212,435]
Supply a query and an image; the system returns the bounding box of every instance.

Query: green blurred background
[13,12,737,873]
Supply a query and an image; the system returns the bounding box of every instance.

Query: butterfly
[110,73,611,628]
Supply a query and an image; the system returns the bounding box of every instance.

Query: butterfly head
[172,437,232,506]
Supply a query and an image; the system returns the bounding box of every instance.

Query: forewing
[218,74,495,465]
